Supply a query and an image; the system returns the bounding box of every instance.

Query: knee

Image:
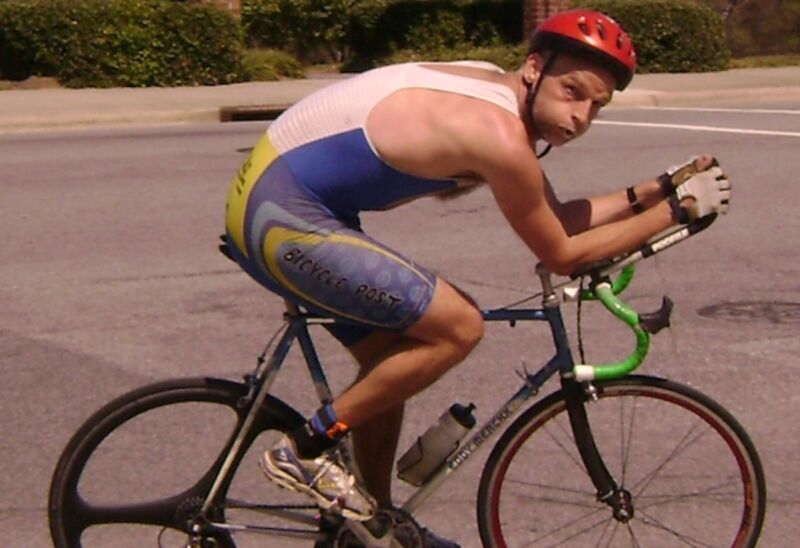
[445,303,484,361]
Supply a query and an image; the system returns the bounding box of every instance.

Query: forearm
[553,200,675,273]
[559,178,665,234]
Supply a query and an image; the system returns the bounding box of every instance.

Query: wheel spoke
[635,507,716,547]
[624,521,643,548]
[629,417,709,498]
[501,479,599,509]
[636,476,744,510]
[542,418,586,475]
[527,511,612,548]
[617,393,640,486]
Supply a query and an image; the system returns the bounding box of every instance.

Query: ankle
[290,404,351,459]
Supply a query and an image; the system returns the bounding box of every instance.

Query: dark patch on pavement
[698,301,800,324]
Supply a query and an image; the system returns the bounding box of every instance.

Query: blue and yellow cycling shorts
[225,135,438,346]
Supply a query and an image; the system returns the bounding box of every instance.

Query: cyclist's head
[520,10,636,154]
[528,9,636,92]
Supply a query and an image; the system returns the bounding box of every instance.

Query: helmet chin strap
[524,53,557,159]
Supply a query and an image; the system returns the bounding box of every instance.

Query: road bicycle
[49,214,766,547]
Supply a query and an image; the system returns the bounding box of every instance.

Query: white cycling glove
[658,155,703,197]
[668,166,731,223]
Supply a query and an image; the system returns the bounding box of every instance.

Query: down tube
[401,355,561,515]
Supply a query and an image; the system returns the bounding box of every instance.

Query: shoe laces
[309,451,358,492]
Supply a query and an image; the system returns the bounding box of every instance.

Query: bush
[371,1,467,55]
[387,43,527,70]
[243,0,522,69]
[693,0,800,57]
[242,0,389,64]
[242,48,305,80]
[0,0,244,87]
[570,0,730,73]
[341,0,523,70]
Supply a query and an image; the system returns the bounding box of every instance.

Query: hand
[658,154,718,197]
[669,165,731,222]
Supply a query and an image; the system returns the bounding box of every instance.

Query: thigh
[261,220,438,333]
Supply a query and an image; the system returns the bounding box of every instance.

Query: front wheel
[477,375,766,547]
[48,377,312,548]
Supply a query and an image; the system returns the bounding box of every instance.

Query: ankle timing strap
[310,404,350,440]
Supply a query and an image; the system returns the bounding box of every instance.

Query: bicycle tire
[477,375,766,547]
[48,376,309,548]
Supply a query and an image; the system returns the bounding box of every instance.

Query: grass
[730,53,800,68]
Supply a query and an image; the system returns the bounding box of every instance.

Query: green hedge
[571,0,730,73]
[242,48,305,80]
[243,0,522,67]
[242,0,389,63]
[0,0,244,87]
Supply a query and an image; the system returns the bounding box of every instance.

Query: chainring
[333,508,424,547]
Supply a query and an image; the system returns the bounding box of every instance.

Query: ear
[522,53,545,85]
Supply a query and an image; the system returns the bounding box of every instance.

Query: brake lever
[638,296,674,334]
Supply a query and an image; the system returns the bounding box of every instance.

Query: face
[523,53,616,146]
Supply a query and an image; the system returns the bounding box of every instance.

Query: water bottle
[397,402,476,486]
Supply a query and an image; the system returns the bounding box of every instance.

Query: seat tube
[202,318,299,514]
[296,325,335,404]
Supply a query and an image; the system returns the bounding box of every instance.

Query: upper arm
[463,116,578,273]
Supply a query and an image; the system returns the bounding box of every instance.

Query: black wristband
[626,186,645,214]
[667,195,690,224]
[658,173,676,198]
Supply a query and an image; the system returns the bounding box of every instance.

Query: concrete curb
[0,74,797,133]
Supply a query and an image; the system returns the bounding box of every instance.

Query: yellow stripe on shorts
[225,134,278,258]
[263,226,434,325]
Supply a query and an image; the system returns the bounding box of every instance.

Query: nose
[572,100,592,134]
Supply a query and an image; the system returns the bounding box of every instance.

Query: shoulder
[457,104,539,178]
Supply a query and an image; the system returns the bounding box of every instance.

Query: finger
[694,154,716,171]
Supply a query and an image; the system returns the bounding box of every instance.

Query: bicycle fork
[564,378,635,522]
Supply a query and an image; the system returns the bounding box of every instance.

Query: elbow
[542,259,576,277]
[537,241,585,276]
[540,252,579,277]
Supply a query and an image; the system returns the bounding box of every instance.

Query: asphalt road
[2,101,799,547]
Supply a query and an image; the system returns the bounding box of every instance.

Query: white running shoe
[260,434,376,521]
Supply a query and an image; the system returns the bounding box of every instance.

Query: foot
[420,527,460,548]
[260,434,377,521]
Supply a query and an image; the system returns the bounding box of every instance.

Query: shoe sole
[259,453,375,522]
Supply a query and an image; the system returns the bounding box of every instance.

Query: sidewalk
[0,66,798,133]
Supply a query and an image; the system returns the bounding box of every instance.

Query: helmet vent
[595,20,606,40]
[616,33,624,49]
[577,15,590,36]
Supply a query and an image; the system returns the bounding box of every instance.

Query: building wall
[523,0,570,39]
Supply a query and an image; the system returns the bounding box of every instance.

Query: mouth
[562,127,576,141]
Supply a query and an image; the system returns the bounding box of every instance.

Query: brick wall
[523,0,570,39]
[194,0,241,18]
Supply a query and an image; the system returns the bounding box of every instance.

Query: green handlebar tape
[580,265,636,300]
[572,282,650,381]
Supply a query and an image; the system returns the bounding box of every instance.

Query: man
[224,9,730,546]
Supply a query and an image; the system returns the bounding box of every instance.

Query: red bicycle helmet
[529,9,637,90]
